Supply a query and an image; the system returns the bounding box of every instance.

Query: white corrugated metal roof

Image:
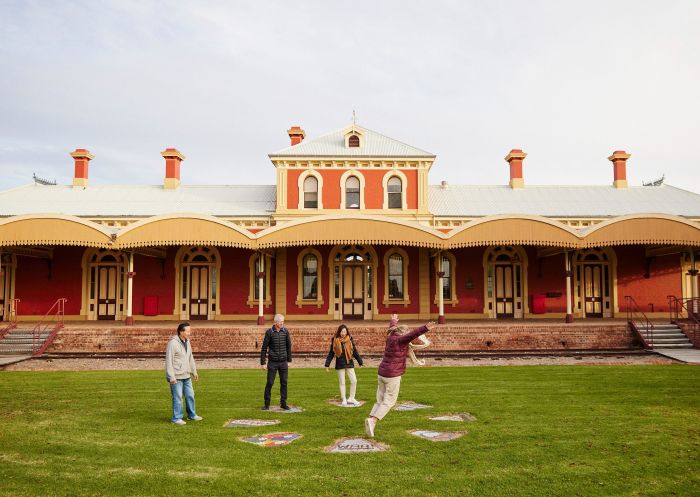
[269,125,435,158]
[429,184,700,218]
[0,184,276,217]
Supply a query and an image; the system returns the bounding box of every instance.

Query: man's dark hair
[177,322,190,335]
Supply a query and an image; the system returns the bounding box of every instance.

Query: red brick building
[1,123,699,329]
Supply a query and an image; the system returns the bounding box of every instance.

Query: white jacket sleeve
[189,346,197,376]
[165,340,176,381]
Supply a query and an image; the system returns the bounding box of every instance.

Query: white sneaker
[172,419,186,426]
[364,417,376,437]
[349,398,361,406]
[189,415,203,421]
[341,399,348,406]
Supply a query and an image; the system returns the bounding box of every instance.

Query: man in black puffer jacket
[260,313,292,410]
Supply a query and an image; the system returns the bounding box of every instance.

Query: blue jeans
[170,377,197,422]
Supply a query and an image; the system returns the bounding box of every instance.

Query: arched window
[387,176,402,209]
[388,253,404,299]
[346,176,360,209]
[303,176,318,209]
[302,254,318,300]
[348,135,360,147]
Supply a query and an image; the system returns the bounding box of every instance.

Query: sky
[1,1,699,193]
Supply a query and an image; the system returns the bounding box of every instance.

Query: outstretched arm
[397,322,436,345]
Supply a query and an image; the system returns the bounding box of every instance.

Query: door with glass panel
[189,265,210,320]
[583,264,603,317]
[494,264,515,318]
[97,266,118,320]
[342,265,364,320]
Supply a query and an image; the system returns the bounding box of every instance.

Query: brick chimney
[504,149,526,189]
[608,150,630,189]
[287,126,305,146]
[70,149,94,187]
[161,148,185,189]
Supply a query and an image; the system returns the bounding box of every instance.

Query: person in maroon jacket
[364,314,436,437]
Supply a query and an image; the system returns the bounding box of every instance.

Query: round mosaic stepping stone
[428,413,477,422]
[327,399,367,408]
[408,429,464,442]
[240,432,302,447]
[224,419,281,428]
[262,405,304,413]
[325,437,388,453]
[394,401,432,411]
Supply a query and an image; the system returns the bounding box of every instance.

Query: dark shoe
[280,404,291,411]
[262,405,270,411]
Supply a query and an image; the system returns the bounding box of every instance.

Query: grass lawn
[1,364,698,497]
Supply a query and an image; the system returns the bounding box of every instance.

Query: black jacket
[260,326,292,365]
[324,337,363,369]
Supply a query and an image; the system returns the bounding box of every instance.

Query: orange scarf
[333,335,353,362]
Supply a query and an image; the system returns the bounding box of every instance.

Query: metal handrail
[32,298,66,355]
[669,296,700,346]
[625,295,654,348]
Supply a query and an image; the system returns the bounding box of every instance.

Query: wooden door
[189,266,209,320]
[495,264,515,318]
[97,266,118,320]
[583,264,603,317]
[342,265,364,320]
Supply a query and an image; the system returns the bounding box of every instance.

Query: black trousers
[264,361,288,406]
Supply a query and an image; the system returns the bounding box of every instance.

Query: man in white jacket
[165,322,202,425]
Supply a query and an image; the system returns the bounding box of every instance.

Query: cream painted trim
[174,246,222,320]
[297,170,324,210]
[247,253,272,307]
[382,170,408,210]
[0,253,17,320]
[433,251,459,305]
[295,247,324,307]
[340,170,366,210]
[81,248,128,321]
[383,247,411,306]
[116,213,254,249]
[572,248,618,318]
[482,246,529,318]
[0,213,113,248]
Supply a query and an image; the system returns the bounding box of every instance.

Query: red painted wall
[285,245,330,315]
[616,246,681,313]
[525,247,567,314]
[286,169,419,210]
[218,248,274,314]
[132,249,177,316]
[431,247,485,314]
[14,247,83,315]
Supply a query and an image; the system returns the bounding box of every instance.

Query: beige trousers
[369,374,402,420]
[337,368,358,401]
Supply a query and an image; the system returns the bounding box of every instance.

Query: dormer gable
[343,124,364,148]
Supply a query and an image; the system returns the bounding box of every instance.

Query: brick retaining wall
[48,323,638,354]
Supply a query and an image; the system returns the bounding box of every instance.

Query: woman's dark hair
[177,322,190,334]
[334,324,351,339]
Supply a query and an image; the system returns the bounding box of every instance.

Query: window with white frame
[346,176,360,209]
[387,176,402,209]
[303,176,318,208]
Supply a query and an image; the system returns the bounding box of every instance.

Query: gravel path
[2,354,676,371]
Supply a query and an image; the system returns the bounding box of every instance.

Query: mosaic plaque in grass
[262,405,304,413]
[428,413,477,422]
[394,401,432,411]
[408,429,465,442]
[224,419,281,428]
[327,399,367,408]
[325,437,388,453]
[240,432,302,447]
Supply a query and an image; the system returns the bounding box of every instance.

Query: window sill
[247,299,272,308]
[433,298,460,306]
[295,298,325,308]
[382,297,412,307]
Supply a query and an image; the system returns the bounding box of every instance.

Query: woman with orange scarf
[324,324,364,406]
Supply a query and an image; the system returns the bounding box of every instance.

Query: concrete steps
[633,322,694,350]
[0,329,51,355]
